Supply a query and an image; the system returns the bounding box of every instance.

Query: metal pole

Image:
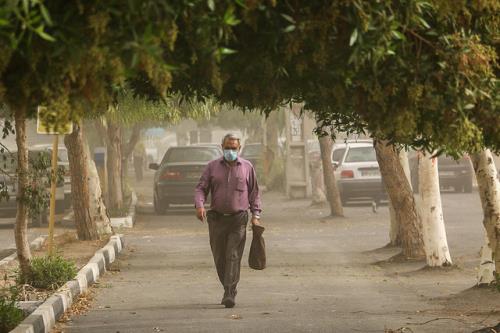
[47,134,59,256]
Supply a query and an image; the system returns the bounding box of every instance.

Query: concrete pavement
[58,183,499,332]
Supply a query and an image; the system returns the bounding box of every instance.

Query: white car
[331,140,386,205]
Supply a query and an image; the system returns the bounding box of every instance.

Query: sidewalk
[56,183,499,332]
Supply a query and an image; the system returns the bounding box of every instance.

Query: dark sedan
[149,145,222,214]
[409,153,474,193]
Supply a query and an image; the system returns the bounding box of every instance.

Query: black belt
[210,210,245,217]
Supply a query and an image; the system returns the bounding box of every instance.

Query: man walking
[194,133,262,308]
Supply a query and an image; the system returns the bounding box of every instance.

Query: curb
[0,236,47,267]
[110,191,137,229]
[9,234,125,333]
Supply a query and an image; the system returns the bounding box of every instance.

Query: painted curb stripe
[10,235,124,333]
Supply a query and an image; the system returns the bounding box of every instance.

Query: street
[0,217,45,260]
[57,173,499,333]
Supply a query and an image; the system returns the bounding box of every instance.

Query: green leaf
[223,7,241,26]
[219,47,237,55]
[207,0,215,11]
[417,17,430,29]
[349,29,358,46]
[39,4,53,26]
[37,29,56,42]
[281,14,295,24]
[0,19,8,26]
[283,25,295,33]
[234,0,246,8]
[464,104,475,110]
[22,0,29,14]
[391,30,405,40]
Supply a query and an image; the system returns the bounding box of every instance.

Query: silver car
[331,140,386,205]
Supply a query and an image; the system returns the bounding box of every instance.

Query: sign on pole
[36,106,73,255]
[37,106,73,135]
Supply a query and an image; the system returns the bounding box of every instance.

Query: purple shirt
[194,157,262,215]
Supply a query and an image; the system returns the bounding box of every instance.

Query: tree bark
[374,140,425,259]
[87,152,113,237]
[121,123,142,191]
[64,121,99,240]
[387,150,412,246]
[318,136,343,217]
[477,235,495,285]
[470,149,500,281]
[264,113,279,177]
[418,152,452,266]
[14,107,32,277]
[106,118,123,211]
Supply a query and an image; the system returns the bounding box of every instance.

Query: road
[58,174,499,333]
[0,217,47,260]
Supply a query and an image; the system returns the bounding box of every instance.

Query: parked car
[331,140,386,205]
[240,143,263,168]
[30,144,72,208]
[408,152,474,193]
[149,145,223,214]
[0,149,66,218]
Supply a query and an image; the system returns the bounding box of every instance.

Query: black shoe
[222,295,235,308]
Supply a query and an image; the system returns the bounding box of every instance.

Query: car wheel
[153,191,166,215]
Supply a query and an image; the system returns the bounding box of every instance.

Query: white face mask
[223,149,238,161]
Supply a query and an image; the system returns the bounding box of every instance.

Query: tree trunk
[418,152,452,266]
[64,121,99,240]
[14,107,32,277]
[374,140,425,259]
[121,123,142,193]
[387,150,412,246]
[477,235,495,285]
[264,113,279,177]
[318,136,343,217]
[87,152,113,237]
[106,119,123,211]
[470,149,500,281]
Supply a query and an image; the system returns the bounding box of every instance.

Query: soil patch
[1,231,110,303]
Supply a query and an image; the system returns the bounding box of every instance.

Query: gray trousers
[207,210,248,296]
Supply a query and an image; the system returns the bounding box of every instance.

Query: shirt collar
[219,156,241,165]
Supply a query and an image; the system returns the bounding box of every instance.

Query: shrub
[19,254,77,290]
[0,283,23,332]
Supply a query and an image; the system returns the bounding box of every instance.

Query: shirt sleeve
[248,165,262,215]
[194,163,211,208]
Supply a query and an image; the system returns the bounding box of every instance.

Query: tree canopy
[1,1,498,154]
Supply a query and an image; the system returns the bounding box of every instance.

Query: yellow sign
[36,106,73,135]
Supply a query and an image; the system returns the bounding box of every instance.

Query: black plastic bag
[249,224,266,270]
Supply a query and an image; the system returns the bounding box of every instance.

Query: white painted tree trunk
[400,150,412,189]
[87,145,113,237]
[418,152,452,266]
[470,149,500,283]
[388,150,413,246]
[477,235,495,285]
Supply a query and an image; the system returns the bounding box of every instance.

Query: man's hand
[251,216,261,226]
[196,207,207,222]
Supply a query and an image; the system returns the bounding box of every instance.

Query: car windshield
[163,147,221,163]
[242,144,261,157]
[344,147,377,163]
[332,148,346,163]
